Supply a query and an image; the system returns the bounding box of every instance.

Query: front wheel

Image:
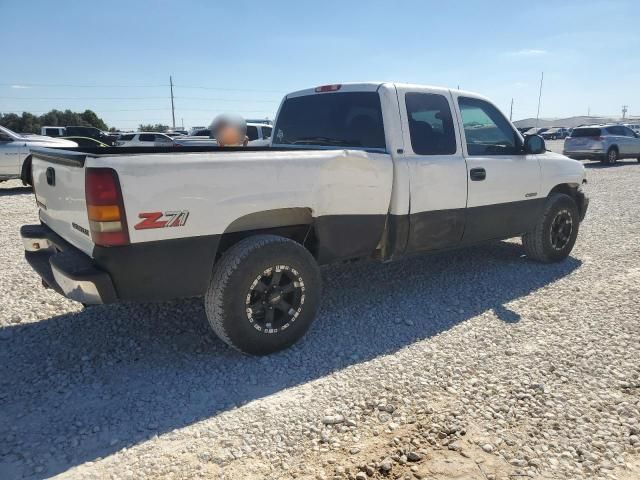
[204,235,321,355]
[522,193,580,263]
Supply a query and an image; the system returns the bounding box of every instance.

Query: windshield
[273,91,386,150]
[0,125,22,140]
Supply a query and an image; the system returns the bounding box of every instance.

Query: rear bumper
[21,224,117,304]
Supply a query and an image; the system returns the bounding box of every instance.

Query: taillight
[85,168,129,246]
[315,84,341,93]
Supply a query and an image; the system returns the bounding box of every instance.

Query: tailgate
[31,148,95,256]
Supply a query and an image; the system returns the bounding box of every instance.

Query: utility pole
[587,106,590,117]
[535,72,544,129]
[181,117,184,129]
[509,98,514,121]
[622,105,628,120]
[170,75,176,129]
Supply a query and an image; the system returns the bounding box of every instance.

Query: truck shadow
[0,185,32,197]
[0,241,581,479]
[583,161,639,169]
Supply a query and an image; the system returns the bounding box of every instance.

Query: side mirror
[524,134,545,154]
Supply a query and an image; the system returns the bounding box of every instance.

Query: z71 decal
[134,210,190,230]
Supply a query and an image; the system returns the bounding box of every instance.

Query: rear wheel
[605,147,618,165]
[204,235,321,355]
[522,193,580,263]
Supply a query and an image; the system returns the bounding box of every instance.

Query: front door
[396,87,468,253]
[0,138,23,177]
[453,95,542,242]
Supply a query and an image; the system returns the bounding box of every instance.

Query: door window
[246,126,259,141]
[138,134,155,142]
[261,126,272,139]
[458,97,519,155]
[405,93,456,155]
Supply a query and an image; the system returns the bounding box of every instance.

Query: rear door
[396,86,467,253]
[453,94,542,242]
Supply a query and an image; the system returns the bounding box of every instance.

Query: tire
[605,147,618,165]
[522,193,580,263]
[20,156,33,186]
[204,235,321,355]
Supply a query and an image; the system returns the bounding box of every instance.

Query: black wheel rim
[550,209,573,250]
[245,266,305,334]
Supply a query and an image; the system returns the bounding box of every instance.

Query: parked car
[116,132,176,147]
[541,127,570,140]
[188,126,207,135]
[174,123,273,146]
[61,136,110,148]
[563,124,640,164]
[524,127,549,136]
[41,126,118,146]
[21,82,588,355]
[167,129,188,136]
[0,125,77,184]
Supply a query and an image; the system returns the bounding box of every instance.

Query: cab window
[247,126,259,141]
[405,92,456,155]
[458,97,519,155]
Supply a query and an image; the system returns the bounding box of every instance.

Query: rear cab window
[273,91,386,150]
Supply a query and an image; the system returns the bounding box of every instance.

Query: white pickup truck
[21,82,588,355]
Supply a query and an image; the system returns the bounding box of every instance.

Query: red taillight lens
[85,168,129,246]
[315,84,341,93]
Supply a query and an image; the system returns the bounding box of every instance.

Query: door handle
[46,167,55,186]
[470,168,486,181]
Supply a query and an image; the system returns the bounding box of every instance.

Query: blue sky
[1,0,638,130]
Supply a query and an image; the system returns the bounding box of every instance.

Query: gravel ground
[1,154,639,480]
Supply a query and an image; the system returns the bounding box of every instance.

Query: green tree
[80,110,108,131]
[138,123,169,132]
[0,109,110,134]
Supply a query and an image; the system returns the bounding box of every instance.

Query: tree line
[0,109,109,134]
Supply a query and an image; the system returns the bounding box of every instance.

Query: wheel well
[549,183,576,198]
[20,155,33,186]
[607,145,618,152]
[216,208,319,260]
[549,183,586,217]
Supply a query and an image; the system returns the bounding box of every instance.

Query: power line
[0,96,280,102]
[1,108,275,114]
[0,82,287,93]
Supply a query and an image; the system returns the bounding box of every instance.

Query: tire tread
[522,193,576,263]
[204,235,306,352]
